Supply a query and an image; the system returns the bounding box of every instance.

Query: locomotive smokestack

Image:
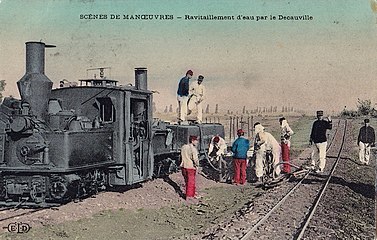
[17,41,56,121]
[26,42,45,73]
[134,67,147,90]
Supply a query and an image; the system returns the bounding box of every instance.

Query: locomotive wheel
[50,180,68,200]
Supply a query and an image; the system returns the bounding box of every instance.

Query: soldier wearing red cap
[177,70,193,124]
[208,135,227,159]
[231,129,250,185]
[180,135,200,199]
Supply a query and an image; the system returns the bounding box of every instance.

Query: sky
[0,0,376,114]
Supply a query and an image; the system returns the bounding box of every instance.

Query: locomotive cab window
[96,97,116,123]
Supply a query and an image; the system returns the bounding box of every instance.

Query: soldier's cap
[198,75,204,81]
[237,129,244,135]
[316,110,324,116]
[364,119,370,123]
[186,70,193,76]
[189,135,198,142]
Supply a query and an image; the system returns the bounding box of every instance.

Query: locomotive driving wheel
[49,177,68,201]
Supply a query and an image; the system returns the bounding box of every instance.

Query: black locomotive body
[0,42,224,206]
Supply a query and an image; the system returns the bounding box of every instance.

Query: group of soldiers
[228,119,294,185]
[176,70,205,125]
[180,116,375,200]
[176,70,375,200]
[178,116,296,200]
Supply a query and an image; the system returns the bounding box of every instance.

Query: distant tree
[357,98,372,116]
[371,108,377,118]
[340,108,358,117]
[169,104,173,112]
[164,106,168,113]
[227,110,230,114]
[215,104,219,114]
[242,106,246,114]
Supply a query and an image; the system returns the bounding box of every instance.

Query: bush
[370,109,377,118]
[357,99,372,116]
[340,109,359,118]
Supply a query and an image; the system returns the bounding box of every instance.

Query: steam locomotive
[0,42,224,207]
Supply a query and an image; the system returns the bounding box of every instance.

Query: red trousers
[281,143,291,173]
[181,168,196,198]
[233,159,247,184]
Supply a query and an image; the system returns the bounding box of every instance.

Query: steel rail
[240,119,345,240]
[240,170,311,240]
[0,208,45,222]
[295,119,347,239]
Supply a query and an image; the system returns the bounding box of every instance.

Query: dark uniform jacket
[231,137,250,159]
[357,126,375,144]
[310,119,332,143]
[177,76,190,97]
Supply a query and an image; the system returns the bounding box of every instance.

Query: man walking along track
[309,110,332,173]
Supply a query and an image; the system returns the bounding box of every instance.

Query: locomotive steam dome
[17,41,55,121]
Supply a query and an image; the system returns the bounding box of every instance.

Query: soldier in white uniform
[208,135,227,160]
[254,123,281,182]
[188,75,205,124]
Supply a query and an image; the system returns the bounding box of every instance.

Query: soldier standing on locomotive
[177,70,193,125]
[279,117,294,174]
[187,75,205,124]
[180,135,200,200]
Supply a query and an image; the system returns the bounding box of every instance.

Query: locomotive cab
[51,67,154,186]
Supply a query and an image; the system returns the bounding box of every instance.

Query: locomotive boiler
[0,42,224,207]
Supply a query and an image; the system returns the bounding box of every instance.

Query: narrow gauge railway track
[200,119,347,240]
[0,200,57,226]
[242,119,347,240]
[0,208,45,223]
